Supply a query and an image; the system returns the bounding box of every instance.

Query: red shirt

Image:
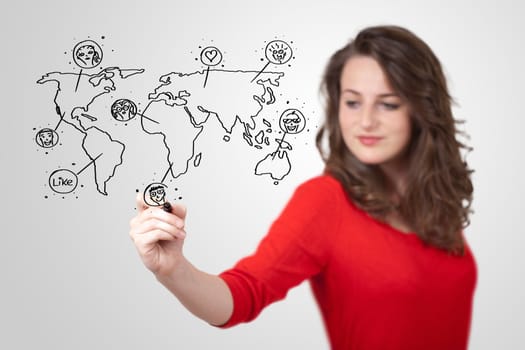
[219,175,477,349]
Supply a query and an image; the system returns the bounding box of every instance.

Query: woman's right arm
[129,194,233,326]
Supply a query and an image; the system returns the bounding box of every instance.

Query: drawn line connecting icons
[271,108,306,167]
[72,40,104,92]
[252,40,293,83]
[143,160,174,206]
[273,108,305,160]
[111,98,138,122]
[255,108,306,183]
[35,128,59,148]
[200,46,223,88]
[48,153,102,195]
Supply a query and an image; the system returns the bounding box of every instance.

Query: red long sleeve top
[219,175,477,350]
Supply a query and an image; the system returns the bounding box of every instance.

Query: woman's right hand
[129,194,233,325]
[129,193,188,277]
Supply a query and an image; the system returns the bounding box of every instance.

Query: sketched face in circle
[265,40,293,65]
[272,48,287,63]
[76,45,98,66]
[279,109,305,134]
[149,186,166,205]
[111,99,137,121]
[73,40,103,69]
[38,130,54,147]
[36,128,58,148]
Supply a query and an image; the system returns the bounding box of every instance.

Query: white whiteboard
[5,0,525,349]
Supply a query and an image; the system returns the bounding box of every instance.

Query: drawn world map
[35,40,307,204]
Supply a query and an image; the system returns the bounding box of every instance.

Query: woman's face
[338,55,412,169]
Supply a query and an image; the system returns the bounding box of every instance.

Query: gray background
[4,0,524,349]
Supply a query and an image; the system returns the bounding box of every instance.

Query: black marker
[162,201,172,213]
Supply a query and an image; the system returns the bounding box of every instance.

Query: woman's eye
[345,100,359,108]
[381,102,400,110]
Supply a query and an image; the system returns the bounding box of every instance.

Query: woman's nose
[359,106,378,130]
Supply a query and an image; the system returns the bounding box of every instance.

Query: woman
[129,25,476,349]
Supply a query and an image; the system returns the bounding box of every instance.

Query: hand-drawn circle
[265,40,293,65]
[110,98,137,122]
[200,46,223,67]
[73,40,103,69]
[49,169,78,194]
[35,128,59,148]
[279,108,306,134]
[144,182,168,207]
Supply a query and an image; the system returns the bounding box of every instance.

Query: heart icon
[205,49,218,63]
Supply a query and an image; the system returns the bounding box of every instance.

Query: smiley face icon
[144,182,168,206]
[265,40,293,65]
[279,108,306,134]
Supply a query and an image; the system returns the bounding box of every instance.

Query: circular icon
[200,46,223,67]
[144,182,168,206]
[49,169,78,194]
[265,40,293,65]
[73,40,103,69]
[279,108,306,134]
[35,128,59,148]
[110,99,137,122]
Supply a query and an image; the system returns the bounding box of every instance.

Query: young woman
[129,25,476,349]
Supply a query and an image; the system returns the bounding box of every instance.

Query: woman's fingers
[130,198,188,255]
[131,215,186,240]
[133,228,179,246]
[134,206,185,229]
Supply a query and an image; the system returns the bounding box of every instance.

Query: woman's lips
[358,136,383,146]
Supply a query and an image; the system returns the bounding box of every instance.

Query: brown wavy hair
[316,25,473,253]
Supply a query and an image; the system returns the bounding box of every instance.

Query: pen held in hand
[162,201,172,213]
